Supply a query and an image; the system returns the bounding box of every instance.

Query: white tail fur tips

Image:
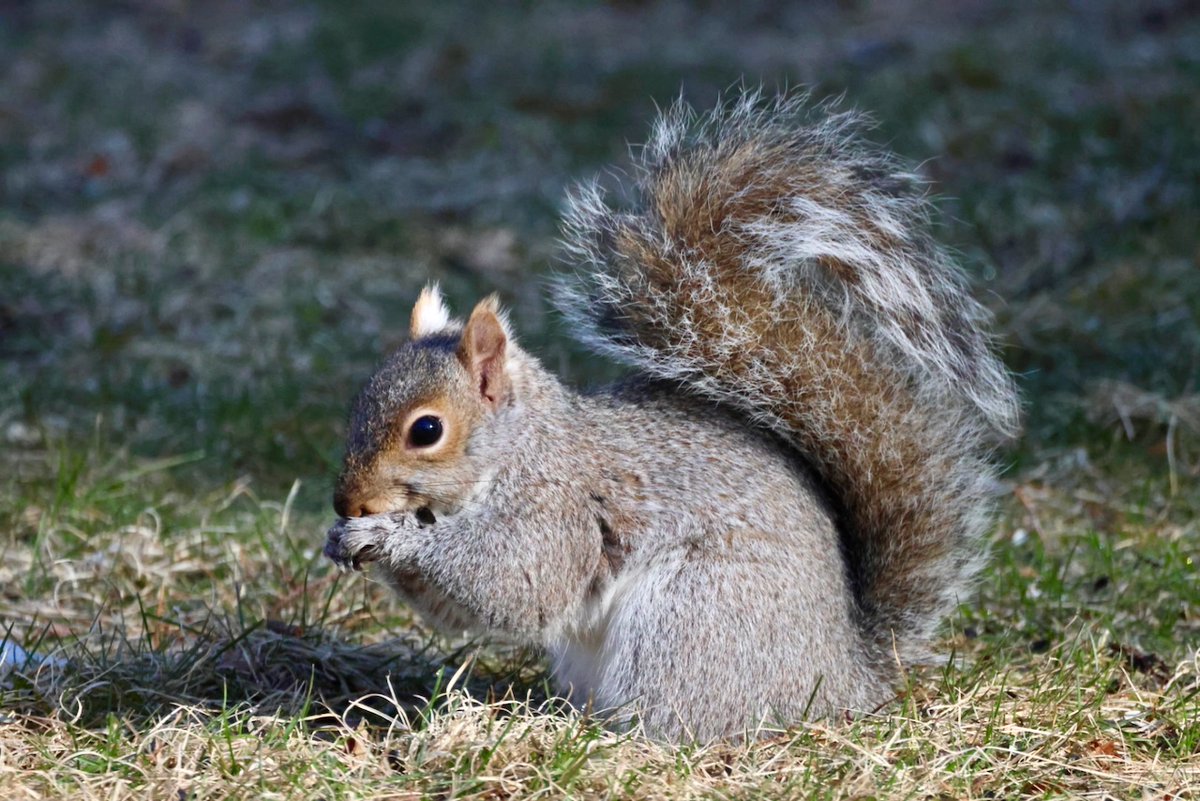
[555,91,1019,658]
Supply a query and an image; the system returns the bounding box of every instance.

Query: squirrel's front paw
[324,510,433,572]
[324,518,382,572]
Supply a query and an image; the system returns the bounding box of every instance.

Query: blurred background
[2,0,1198,500]
[0,0,1197,718]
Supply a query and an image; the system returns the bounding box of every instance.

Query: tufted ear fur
[457,296,510,408]
[409,284,452,339]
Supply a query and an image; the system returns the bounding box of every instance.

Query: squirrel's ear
[410,283,452,339]
[457,296,510,408]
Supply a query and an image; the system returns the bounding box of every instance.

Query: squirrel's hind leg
[571,538,890,742]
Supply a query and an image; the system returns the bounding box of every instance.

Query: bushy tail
[556,91,1020,661]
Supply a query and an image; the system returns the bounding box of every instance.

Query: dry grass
[1087,380,1200,495]
[3,651,1198,799]
[9,450,1196,799]
[2,1,1199,798]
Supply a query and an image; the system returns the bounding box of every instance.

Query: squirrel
[324,91,1020,742]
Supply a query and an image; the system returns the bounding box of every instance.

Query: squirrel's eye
[408,415,443,448]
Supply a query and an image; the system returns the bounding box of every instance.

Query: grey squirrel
[323,92,1020,742]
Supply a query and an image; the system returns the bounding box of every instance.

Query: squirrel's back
[557,91,1019,665]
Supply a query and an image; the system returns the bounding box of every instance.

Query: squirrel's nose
[333,492,359,518]
[333,491,388,518]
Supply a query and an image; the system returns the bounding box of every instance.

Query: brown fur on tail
[557,91,1019,660]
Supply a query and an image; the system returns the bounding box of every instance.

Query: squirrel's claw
[323,521,352,570]
[325,512,427,572]
[324,519,379,572]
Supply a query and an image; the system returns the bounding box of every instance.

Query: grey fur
[556,90,1019,656]
[326,91,1019,742]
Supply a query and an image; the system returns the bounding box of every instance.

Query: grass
[1,0,1198,798]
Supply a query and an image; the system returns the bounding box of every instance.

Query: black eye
[408,415,443,448]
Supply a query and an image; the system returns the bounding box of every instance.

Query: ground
[0,1,1198,798]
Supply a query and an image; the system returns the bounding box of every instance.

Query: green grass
[1,1,1198,798]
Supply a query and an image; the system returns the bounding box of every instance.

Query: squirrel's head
[333,285,516,519]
